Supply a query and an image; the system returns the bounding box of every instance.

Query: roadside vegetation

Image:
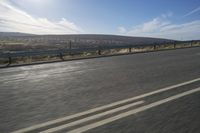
[0,33,199,66]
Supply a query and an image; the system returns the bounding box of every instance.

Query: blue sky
[0,0,200,40]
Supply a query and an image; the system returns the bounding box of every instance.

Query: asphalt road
[0,47,200,133]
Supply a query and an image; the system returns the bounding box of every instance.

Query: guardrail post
[8,56,12,65]
[98,50,101,55]
[174,42,176,48]
[59,53,64,60]
[97,46,101,55]
[129,47,132,53]
[69,41,72,55]
[153,45,156,50]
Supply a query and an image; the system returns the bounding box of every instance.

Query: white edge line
[68,87,200,133]
[11,77,200,133]
[41,101,144,133]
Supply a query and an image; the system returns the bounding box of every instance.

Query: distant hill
[0,32,35,37]
[0,32,176,51]
[41,34,175,44]
[0,32,173,43]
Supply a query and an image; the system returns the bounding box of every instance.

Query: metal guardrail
[0,40,199,65]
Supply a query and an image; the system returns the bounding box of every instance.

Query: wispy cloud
[119,13,200,40]
[184,6,200,17]
[161,11,173,18]
[0,0,82,34]
[118,26,127,34]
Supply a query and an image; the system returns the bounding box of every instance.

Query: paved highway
[0,47,200,133]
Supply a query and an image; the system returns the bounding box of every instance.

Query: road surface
[0,47,200,133]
